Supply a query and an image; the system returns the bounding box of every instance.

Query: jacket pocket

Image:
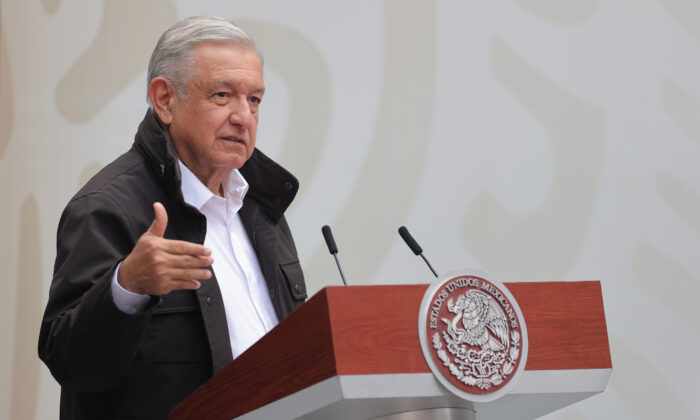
[151,289,200,314]
[147,290,211,364]
[280,260,307,300]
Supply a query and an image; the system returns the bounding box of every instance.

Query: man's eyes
[211,92,262,107]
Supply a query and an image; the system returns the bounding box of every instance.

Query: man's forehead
[188,43,264,88]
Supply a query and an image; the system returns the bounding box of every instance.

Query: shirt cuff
[111,262,150,314]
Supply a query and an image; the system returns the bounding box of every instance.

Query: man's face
[166,42,264,181]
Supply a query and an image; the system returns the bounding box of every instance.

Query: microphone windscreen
[398,226,423,255]
[321,225,338,255]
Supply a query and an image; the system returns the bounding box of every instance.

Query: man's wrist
[111,262,150,314]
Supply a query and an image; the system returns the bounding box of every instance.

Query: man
[39,16,307,419]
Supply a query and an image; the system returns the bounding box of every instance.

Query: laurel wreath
[432,330,520,390]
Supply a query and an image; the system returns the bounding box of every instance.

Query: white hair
[146,16,263,108]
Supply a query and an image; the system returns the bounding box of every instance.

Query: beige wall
[1,1,699,419]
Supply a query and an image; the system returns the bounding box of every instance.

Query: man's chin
[214,155,250,170]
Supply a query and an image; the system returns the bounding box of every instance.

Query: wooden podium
[170,282,611,420]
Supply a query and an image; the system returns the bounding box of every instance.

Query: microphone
[398,226,438,278]
[321,225,347,285]
[321,225,338,254]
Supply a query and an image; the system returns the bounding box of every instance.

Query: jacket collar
[132,109,298,223]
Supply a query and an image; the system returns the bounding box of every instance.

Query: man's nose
[228,96,254,127]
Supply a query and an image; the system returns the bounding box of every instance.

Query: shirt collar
[178,160,249,211]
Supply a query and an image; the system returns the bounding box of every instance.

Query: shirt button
[294,284,301,293]
[206,296,213,306]
[284,181,293,190]
[270,288,275,298]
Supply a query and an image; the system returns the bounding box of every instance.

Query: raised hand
[118,202,213,295]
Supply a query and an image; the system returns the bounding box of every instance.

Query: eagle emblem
[443,290,510,353]
[418,271,528,402]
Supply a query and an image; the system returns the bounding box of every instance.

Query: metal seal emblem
[418,269,528,402]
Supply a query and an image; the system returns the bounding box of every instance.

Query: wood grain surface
[326,282,611,374]
[507,281,611,370]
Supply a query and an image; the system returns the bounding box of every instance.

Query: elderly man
[39,16,307,419]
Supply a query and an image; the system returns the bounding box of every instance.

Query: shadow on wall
[461,37,606,283]
[54,0,176,123]
[11,196,43,420]
[663,79,700,142]
[661,0,700,41]
[610,337,692,419]
[633,170,700,333]
[516,0,601,24]
[1,23,14,159]
[633,78,700,334]
[302,0,437,288]
[40,0,62,16]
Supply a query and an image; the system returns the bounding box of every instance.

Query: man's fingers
[148,268,211,294]
[172,279,203,291]
[177,268,213,281]
[164,268,213,284]
[161,238,212,257]
[159,279,203,294]
[148,202,168,237]
[181,280,202,290]
[167,253,214,269]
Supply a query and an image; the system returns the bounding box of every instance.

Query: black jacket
[38,110,307,419]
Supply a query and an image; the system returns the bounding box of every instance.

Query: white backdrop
[1,0,699,419]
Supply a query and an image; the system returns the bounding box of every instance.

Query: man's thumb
[149,202,168,237]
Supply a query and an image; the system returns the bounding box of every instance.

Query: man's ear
[148,77,176,125]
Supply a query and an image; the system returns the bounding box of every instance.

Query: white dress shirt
[111,160,279,358]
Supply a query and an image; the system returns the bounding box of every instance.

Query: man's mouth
[221,136,245,144]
